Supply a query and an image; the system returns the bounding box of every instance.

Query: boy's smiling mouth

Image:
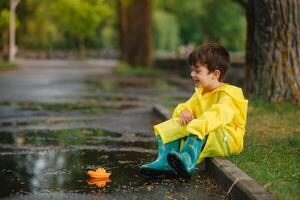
[193,79,200,86]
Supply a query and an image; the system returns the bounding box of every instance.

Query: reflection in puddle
[0,150,147,197]
[0,150,226,199]
[0,128,157,154]
[87,178,111,188]
[0,125,226,199]
[0,129,122,146]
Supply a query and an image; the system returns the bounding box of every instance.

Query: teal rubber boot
[139,135,180,177]
[167,134,205,179]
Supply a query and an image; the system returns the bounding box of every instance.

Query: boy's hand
[179,110,195,126]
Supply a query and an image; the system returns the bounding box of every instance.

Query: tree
[157,0,246,51]
[153,10,180,52]
[245,0,300,105]
[50,0,110,57]
[118,0,152,67]
[17,0,59,50]
[9,0,21,62]
[0,9,10,59]
[13,0,115,51]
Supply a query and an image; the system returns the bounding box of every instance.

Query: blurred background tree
[16,0,114,53]
[0,0,246,60]
[50,0,111,57]
[0,0,20,60]
[0,8,10,59]
[155,0,246,52]
[118,0,153,67]
[17,0,58,50]
[153,9,180,53]
[1,0,299,104]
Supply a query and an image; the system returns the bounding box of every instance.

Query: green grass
[0,59,17,70]
[114,62,165,76]
[228,97,300,200]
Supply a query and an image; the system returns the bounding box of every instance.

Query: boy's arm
[186,93,235,139]
[172,92,197,118]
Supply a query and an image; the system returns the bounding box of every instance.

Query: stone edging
[152,104,275,200]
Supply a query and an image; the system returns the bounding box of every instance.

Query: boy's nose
[191,71,195,78]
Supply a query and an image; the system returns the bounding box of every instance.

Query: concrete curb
[152,104,275,200]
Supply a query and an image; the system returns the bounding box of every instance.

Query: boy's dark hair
[188,43,230,81]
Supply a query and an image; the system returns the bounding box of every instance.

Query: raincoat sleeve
[172,91,197,118]
[186,92,235,139]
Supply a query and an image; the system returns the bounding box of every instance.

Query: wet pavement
[0,59,229,199]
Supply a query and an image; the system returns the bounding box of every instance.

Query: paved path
[0,59,229,199]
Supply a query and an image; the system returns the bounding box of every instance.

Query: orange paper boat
[87,167,111,179]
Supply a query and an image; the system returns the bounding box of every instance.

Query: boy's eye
[191,68,201,73]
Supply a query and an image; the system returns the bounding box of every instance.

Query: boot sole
[167,153,191,179]
[139,167,177,177]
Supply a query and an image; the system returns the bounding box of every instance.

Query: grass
[228,97,300,200]
[114,62,165,76]
[0,59,17,71]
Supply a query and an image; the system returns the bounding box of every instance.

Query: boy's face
[190,62,221,88]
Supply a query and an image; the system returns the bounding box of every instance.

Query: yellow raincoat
[154,84,248,163]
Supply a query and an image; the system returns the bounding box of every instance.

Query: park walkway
[0,59,229,199]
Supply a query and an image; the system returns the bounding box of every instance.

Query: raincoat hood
[195,84,248,127]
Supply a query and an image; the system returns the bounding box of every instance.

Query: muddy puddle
[0,110,229,200]
[0,60,229,199]
[0,149,227,199]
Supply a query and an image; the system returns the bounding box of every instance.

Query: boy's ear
[213,69,221,79]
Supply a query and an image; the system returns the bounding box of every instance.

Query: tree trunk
[2,31,9,60]
[244,0,255,93]
[79,37,86,59]
[245,0,300,105]
[9,0,20,63]
[117,0,153,67]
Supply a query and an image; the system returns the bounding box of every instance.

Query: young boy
[139,43,248,178]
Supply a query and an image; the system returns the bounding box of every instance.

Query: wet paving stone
[0,128,155,150]
[0,150,228,199]
[0,59,230,199]
[0,129,122,146]
[0,101,146,120]
[0,125,229,199]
